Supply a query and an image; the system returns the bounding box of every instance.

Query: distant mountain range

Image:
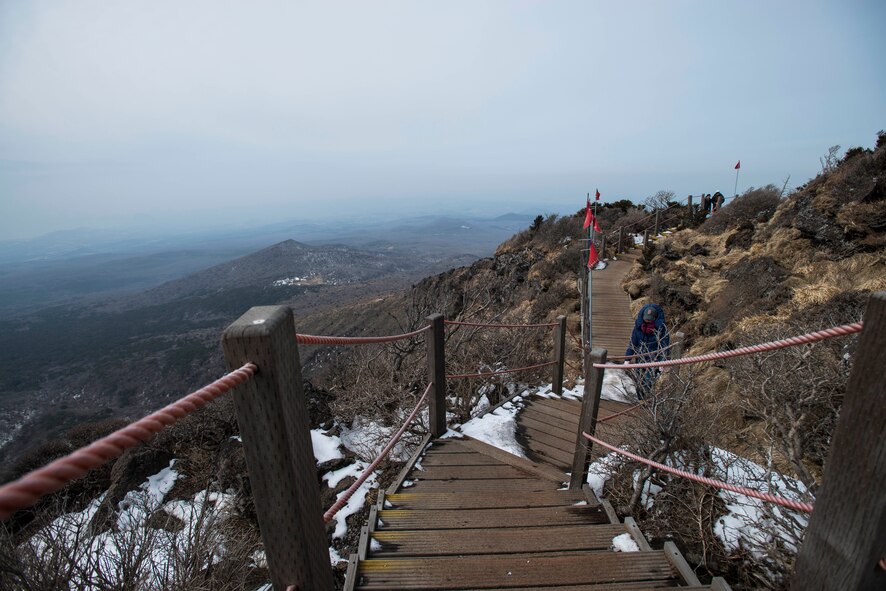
[0,213,536,316]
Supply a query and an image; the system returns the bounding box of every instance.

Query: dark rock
[688,243,709,256]
[89,447,174,532]
[724,222,754,252]
[145,509,185,532]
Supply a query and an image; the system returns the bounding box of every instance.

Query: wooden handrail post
[793,292,886,590]
[222,306,333,591]
[616,227,624,254]
[672,331,685,359]
[600,234,607,259]
[552,315,567,394]
[426,313,447,437]
[642,229,649,248]
[570,348,607,490]
[654,209,661,235]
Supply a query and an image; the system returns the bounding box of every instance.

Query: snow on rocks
[311,428,344,464]
[459,396,527,458]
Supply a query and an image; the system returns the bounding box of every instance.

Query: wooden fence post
[426,313,447,437]
[570,348,607,490]
[222,306,333,591]
[654,209,661,235]
[552,315,567,394]
[600,234,607,259]
[616,227,624,254]
[642,229,649,248]
[793,292,886,590]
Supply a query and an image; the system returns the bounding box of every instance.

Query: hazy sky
[1,1,884,240]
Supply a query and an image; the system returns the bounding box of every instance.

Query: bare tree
[644,190,676,211]
[819,145,841,174]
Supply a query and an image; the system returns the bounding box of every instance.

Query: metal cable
[446,360,558,380]
[444,320,558,329]
[0,363,258,521]
[582,432,814,513]
[296,325,430,345]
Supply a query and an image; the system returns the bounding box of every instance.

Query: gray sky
[1,1,884,240]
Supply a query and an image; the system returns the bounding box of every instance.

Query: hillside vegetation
[3,133,883,590]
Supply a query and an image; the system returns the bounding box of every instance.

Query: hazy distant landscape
[0,212,535,472]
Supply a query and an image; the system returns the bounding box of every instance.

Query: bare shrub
[699,186,782,235]
[1,486,260,591]
[645,190,677,211]
[726,320,855,492]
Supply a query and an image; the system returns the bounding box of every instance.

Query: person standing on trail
[624,303,670,399]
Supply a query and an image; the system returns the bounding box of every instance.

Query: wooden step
[414,464,537,480]
[386,490,585,510]
[419,452,502,466]
[370,523,628,557]
[401,479,561,494]
[354,550,680,589]
[378,505,608,530]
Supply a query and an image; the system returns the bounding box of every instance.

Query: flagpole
[587,193,593,352]
[734,168,739,198]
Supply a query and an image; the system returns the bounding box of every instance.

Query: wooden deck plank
[385,490,585,510]
[370,523,628,556]
[378,505,608,530]
[414,464,537,480]
[401,479,560,493]
[354,551,678,589]
[419,452,504,466]
[517,427,575,455]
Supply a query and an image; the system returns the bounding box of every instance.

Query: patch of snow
[401,480,414,488]
[324,462,363,488]
[370,538,382,552]
[586,452,623,498]
[229,435,242,442]
[311,428,344,464]
[611,533,640,552]
[439,429,464,439]
[601,367,637,402]
[251,319,265,325]
[328,462,378,539]
[471,394,491,417]
[459,404,525,458]
[340,417,412,462]
[329,546,347,564]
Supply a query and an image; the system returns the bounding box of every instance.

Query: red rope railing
[0,363,258,521]
[581,432,814,513]
[596,400,646,423]
[595,322,863,370]
[444,320,558,329]
[446,360,557,380]
[296,325,430,345]
[323,382,432,523]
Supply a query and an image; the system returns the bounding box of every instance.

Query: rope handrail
[296,325,430,346]
[446,360,558,380]
[323,382,432,523]
[596,400,646,423]
[581,432,814,513]
[594,322,863,370]
[0,363,258,521]
[444,320,558,329]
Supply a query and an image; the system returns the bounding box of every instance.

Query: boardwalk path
[519,251,638,468]
[346,249,730,589]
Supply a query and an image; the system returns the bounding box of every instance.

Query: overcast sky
[1,1,884,240]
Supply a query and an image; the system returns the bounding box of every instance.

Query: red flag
[734,160,741,170]
[587,244,599,268]
[593,216,601,232]
[595,189,601,201]
[583,197,592,228]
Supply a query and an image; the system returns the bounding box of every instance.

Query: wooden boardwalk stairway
[346,436,728,590]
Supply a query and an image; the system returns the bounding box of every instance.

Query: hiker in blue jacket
[625,303,670,399]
